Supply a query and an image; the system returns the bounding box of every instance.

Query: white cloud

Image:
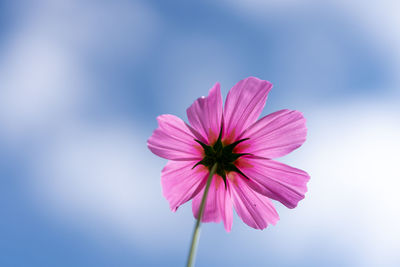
[37,0,160,61]
[259,100,400,266]
[26,120,199,251]
[0,27,89,140]
[224,0,400,88]
[334,0,400,84]
[0,0,160,142]
[28,123,160,242]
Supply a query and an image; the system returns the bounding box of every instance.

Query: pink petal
[187,83,223,144]
[238,109,307,159]
[230,173,279,230]
[162,160,208,212]
[147,114,203,161]
[219,183,233,232]
[223,77,272,143]
[192,175,233,232]
[237,158,310,209]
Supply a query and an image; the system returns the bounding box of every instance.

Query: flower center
[193,129,250,187]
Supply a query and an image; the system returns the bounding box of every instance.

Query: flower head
[148,77,309,231]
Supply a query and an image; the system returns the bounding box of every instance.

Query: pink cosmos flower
[148,77,309,231]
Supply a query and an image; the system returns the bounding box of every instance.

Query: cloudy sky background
[1,0,399,266]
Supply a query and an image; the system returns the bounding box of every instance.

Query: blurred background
[0,0,399,266]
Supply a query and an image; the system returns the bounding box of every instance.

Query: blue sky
[1,0,399,266]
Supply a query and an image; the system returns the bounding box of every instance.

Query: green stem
[186,163,218,267]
